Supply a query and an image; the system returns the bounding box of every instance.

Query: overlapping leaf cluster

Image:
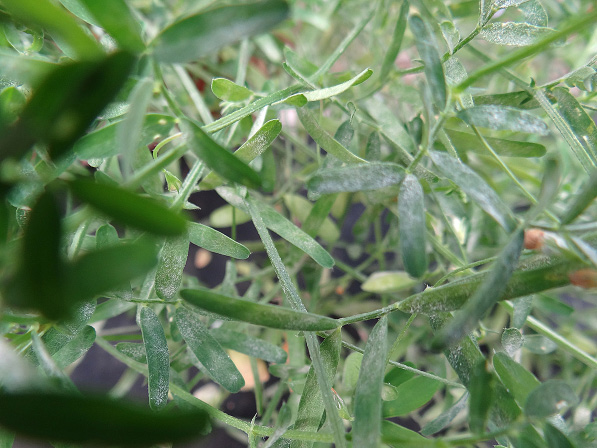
[0,0,596,447]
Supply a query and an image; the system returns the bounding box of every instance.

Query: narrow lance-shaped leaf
[307,162,405,198]
[296,107,367,164]
[199,119,282,190]
[180,288,339,331]
[409,14,446,109]
[444,129,546,158]
[151,0,289,63]
[282,68,372,106]
[560,173,597,224]
[217,188,334,268]
[0,391,209,446]
[1,0,103,60]
[181,118,261,189]
[69,179,188,236]
[0,52,135,163]
[399,174,427,278]
[209,328,287,364]
[421,392,468,436]
[263,401,293,448]
[139,307,170,410]
[381,421,433,447]
[291,329,342,448]
[493,352,540,407]
[378,0,408,85]
[283,194,339,243]
[30,332,77,393]
[481,23,556,47]
[52,326,96,369]
[58,0,101,27]
[552,87,597,165]
[544,423,576,448]
[79,0,145,53]
[95,224,133,299]
[211,78,254,102]
[175,307,244,393]
[456,105,549,135]
[429,151,517,232]
[155,235,189,301]
[353,316,388,447]
[432,230,525,350]
[188,222,250,259]
[468,361,494,433]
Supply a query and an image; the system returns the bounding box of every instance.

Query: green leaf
[552,87,597,165]
[180,288,339,331]
[543,422,576,448]
[74,114,176,161]
[209,328,287,364]
[151,0,289,63]
[342,352,363,392]
[560,174,597,224]
[381,421,433,447]
[139,306,170,410]
[181,118,261,189]
[155,235,189,301]
[382,375,441,417]
[365,132,381,161]
[524,380,578,418]
[409,14,446,109]
[352,316,388,447]
[307,162,404,198]
[493,351,540,407]
[481,23,556,47]
[432,230,524,350]
[200,119,281,190]
[0,52,136,163]
[208,204,252,227]
[0,86,26,128]
[95,224,133,299]
[378,1,408,86]
[291,329,342,448]
[264,401,293,448]
[468,361,494,433]
[421,392,468,436]
[501,328,524,356]
[78,0,145,53]
[444,129,546,157]
[1,0,103,60]
[399,174,428,278]
[188,222,250,259]
[429,151,517,232]
[211,78,254,102]
[31,331,77,392]
[53,325,96,369]
[175,307,244,393]
[58,0,101,27]
[283,194,340,243]
[364,98,415,154]
[283,68,372,105]
[69,179,188,236]
[67,241,158,302]
[296,107,367,164]
[0,391,209,445]
[116,342,147,363]
[523,335,557,354]
[456,105,549,135]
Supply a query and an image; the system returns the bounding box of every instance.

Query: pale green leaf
[139,306,170,410]
[188,222,250,259]
[456,105,549,135]
[399,174,428,278]
[481,23,556,47]
[211,78,254,102]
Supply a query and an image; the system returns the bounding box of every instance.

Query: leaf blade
[399,174,428,278]
[139,307,170,410]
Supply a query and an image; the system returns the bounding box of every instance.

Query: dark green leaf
[0,391,209,446]
[0,52,136,162]
[378,1,408,85]
[188,223,250,259]
[560,173,597,224]
[456,105,549,135]
[0,86,26,128]
[473,91,539,109]
[180,288,339,331]
[74,114,175,161]
[444,129,546,157]
[432,230,524,350]
[175,307,244,393]
[468,361,494,433]
[291,329,342,448]
[430,151,517,232]
[365,132,381,161]
[200,119,281,190]
[296,108,367,164]
[399,174,428,278]
[382,375,441,417]
[66,241,159,302]
[381,421,433,447]
[53,325,96,369]
[79,0,145,52]
[139,306,170,410]
[69,179,188,236]
[524,380,578,418]
[543,422,576,448]
[493,352,540,407]
[211,78,253,102]
[152,0,289,63]
[353,316,388,447]
[421,392,468,436]
[58,0,101,27]
[155,235,190,301]
[181,118,261,189]
[307,162,405,198]
[409,14,446,109]
[1,0,103,60]
[209,328,287,364]
[481,23,556,47]
[95,224,119,249]
[116,342,147,363]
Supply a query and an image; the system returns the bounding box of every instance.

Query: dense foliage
[0,0,596,447]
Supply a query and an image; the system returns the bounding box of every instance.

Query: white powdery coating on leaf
[155,237,189,300]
